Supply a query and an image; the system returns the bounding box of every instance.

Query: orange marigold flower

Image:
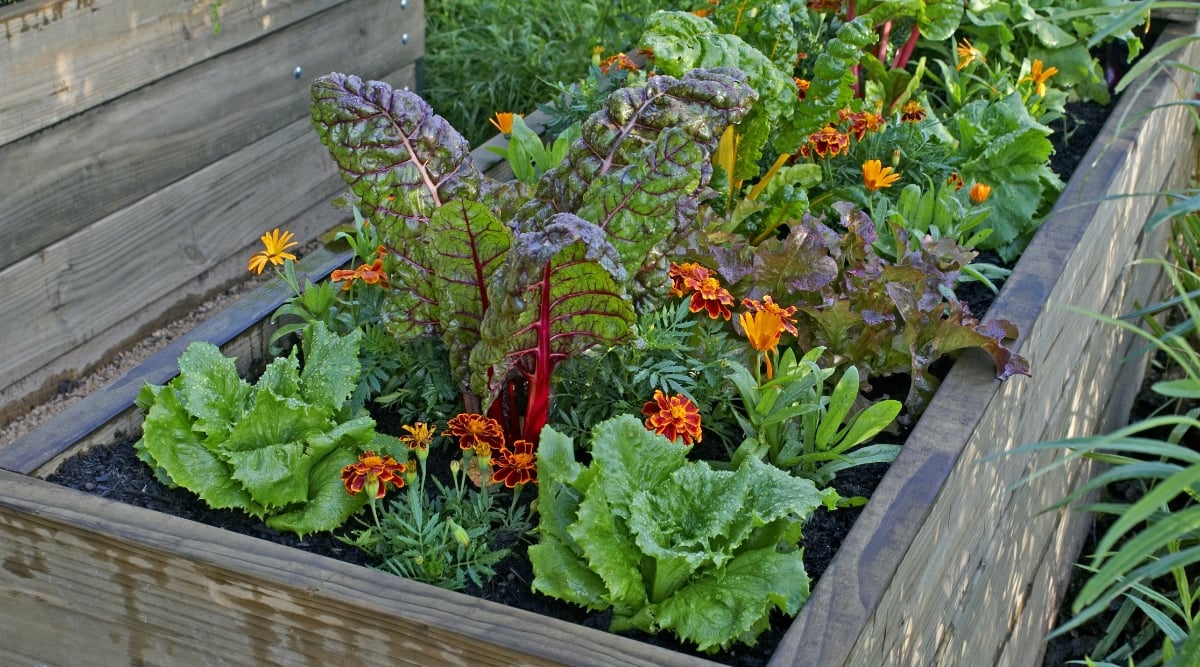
[741,295,799,336]
[685,274,735,321]
[1020,59,1058,97]
[794,77,810,101]
[807,0,842,12]
[446,413,505,453]
[492,439,537,488]
[399,421,436,451]
[341,451,405,499]
[330,255,389,290]
[600,53,640,74]
[247,228,298,274]
[862,159,901,192]
[808,125,850,158]
[642,390,703,445]
[668,261,709,297]
[969,182,992,204]
[955,38,985,71]
[488,112,522,135]
[900,100,927,123]
[947,172,964,191]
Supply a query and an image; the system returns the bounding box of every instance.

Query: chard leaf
[576,128,709,270]
[520,68,757,226]
[309,73,481,236]
[426,200,512,391]
[137,384,256,513]
[656,546,810,653]
[176,342,250,441]
[471,214,636,440]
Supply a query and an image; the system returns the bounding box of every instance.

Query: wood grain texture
[0,467,719,666]
[0,0,344,147]
[772,23,1200,667]
[0,59,416,414]
[0,0,425,269]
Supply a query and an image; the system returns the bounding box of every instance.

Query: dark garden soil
[41,87,1122,667]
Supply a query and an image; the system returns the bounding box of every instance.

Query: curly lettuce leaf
[530,415,830,652]
[133,322,375,537]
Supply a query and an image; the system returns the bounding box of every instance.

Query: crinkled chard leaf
[310,73,482,236]
[517,68,757,229]
[470,214,636,440]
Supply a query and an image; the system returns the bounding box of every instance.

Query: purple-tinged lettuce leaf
[471,214,636,442]
[310,73,482,237]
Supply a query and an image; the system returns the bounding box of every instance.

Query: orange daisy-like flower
[1020,59,1058,97]
[488,112,523,136]
[741,295,798,336]
[807,125,850,158]
[446,413,505,453]
[807,0,842,12]
[399,421,436,451]
[341,451,405,499]
[739,309,785,353]
[900,100,927,123]
[492,439,538,488]
[685,274,735,321]
[969,182,992,204]
[668,261,708,297]
[247,228,299,275]
[862,159,901,192]
[947,172,964,191]
[642,390,703,445]
[955,38,985,71]
[330,248,389,290]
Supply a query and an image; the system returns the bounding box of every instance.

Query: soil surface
[36,85,1118,667]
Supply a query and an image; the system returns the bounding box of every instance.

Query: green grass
[424,0,684,146]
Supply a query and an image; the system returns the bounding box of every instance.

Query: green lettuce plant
[309,67,758,444]
[528,414,839,652]
[134,321,380,537]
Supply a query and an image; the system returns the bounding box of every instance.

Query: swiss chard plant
[528,414,839,652]
[133,321,380,537]
[309,68,758,445]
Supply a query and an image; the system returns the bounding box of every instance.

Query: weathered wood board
[0,0,424,424]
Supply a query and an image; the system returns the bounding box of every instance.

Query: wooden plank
[0,0,345,147]
[773,22,1200,667]
[0,0,425,268]
[0,65,416,416]
[0,468,718,666]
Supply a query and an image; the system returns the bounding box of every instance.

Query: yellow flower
[969,182,992,204]
[1020,59,1058,97]
[247,228,298,274]
[399,421,436,451]
[899,100,926,123]
[862,159,901,192]
[488,112,521,136]
[955,38,985,71]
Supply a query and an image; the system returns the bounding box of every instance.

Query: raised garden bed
[0,20,1198,667]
